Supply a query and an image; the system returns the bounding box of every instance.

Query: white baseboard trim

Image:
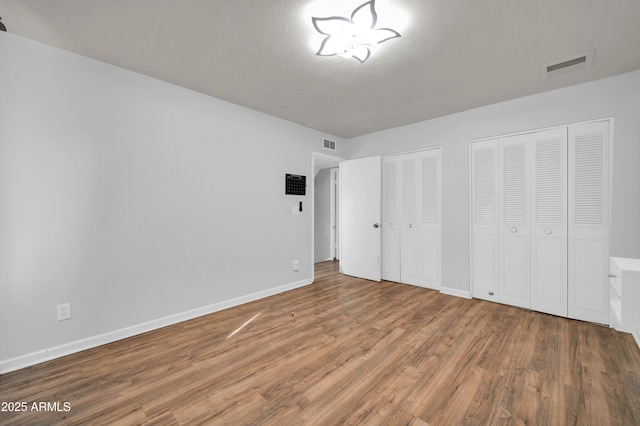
[439,286,472,299]
[634,329,640,350]
[0,278,313,374]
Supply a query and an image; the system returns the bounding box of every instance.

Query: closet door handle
[388,223,393,228]
[545,228,552,235]
[373,223,380,229]
[407,224,412,229]
[511,227,518,233]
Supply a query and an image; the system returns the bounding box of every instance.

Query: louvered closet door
[471,139,499,302]
[499,134,531,309]
[400,154,421,285]
[382,149,442,288]
[382,157,401,282]
[418,148,441,290]
[568,121,610,324]
[531,128,568,317]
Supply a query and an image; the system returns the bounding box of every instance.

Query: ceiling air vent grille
[541,50,594,79]
[323,138,336,151]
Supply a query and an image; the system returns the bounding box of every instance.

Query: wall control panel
[285,174,306,195]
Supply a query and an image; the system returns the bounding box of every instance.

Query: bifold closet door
[498,134,531,309]
[471,139,499,302]
[382,149,441,289]
[472,121,610,322]
[530,128,568,317]
[568,121,610,324]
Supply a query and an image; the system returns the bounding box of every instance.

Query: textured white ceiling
[1,0,639,138]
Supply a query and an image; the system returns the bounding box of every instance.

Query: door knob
[545,229,552,235]
[511,227,518,233]
[388,223,393,228]
[373,223,380,229]
[407,224,413,228]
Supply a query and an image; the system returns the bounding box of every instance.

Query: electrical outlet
[292,260,300,271]
[57,303,71,321]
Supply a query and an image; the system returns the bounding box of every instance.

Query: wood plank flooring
[1,261,640,425]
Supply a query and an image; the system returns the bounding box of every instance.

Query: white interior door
[340,156,382,281]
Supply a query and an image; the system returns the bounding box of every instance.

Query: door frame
[330,167,340,261]
[311,152,344,282]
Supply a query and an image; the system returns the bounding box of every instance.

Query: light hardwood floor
[1,261,640,425]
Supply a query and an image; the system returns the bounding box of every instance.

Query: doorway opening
[311,152,344,282]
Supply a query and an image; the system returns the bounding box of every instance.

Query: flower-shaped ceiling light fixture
[312,0,401,63]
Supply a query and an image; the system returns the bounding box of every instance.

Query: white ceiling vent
[541,51,594,79]
[323,138,336,151]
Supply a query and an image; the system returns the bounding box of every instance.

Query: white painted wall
[346,71,640,294]
[0,33,346,371]
[1,30,638,371]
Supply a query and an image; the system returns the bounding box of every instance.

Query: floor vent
[541,51,594,79]
[323,138,336,151]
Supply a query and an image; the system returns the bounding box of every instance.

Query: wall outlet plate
[57,303,71,321]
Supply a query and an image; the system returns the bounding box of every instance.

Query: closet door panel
[471,139,499,301]
[418,149,441,289]
[499,134,531,309]
[400,155,420,284]
[531,128,568,317]
[382,158,400,281]
[568,121,610,324]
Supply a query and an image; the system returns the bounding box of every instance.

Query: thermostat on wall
[285,174,306,195]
